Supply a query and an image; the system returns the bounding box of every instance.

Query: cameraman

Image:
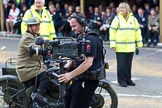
[58,12,103,108]
[16,17,49,98]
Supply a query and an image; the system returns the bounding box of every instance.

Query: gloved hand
[135,48,139,55]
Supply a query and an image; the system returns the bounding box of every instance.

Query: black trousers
[65,79,99,108]
[116,52,134,84]
[141,29,147,43]
[148,30,159,45]
[24,72,49,96]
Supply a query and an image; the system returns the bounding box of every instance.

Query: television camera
[30,36,91,60]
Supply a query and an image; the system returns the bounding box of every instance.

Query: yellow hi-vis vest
[109,13,143,52]
[21,6,57,40]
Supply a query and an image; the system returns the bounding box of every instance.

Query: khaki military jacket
[16,32,45,82]
[148,14,160,32]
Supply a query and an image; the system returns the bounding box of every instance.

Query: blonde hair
[118,2,132,15]
[35,0,45,3]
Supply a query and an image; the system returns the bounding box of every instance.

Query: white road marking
[156,49,162,52]
[117,94,162,98]
[99,93,162,99]
[110,77,141,84]
[117,93,162,98]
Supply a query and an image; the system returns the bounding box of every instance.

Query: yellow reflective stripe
[50,33,55,35]
[40,35,49,37]
[117,28,135,30]
[29,9,34,17]
[110,27,117,30]
[41,20,51,23]
[22,20,27,23]
[23,19,51,24]
[110,40,116,42]
[116,42,135,44]
[136,40,143,43]
[136,28,140,31]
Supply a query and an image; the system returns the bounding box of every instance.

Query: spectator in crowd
[85,5,94,20]
[109,2,117,15]
[150,0,159,8]
[135,7,148,44]
[3,0,9,19]
[63,3,69,17]
[144,2,151,17]
[100,7,114,41]
[27,0,34,9]
[55,2,63,14]
[3,0,15,20]
[75,5,81,13]
[88,6,102,34]
[109,1,116,9]
[14,4,28,34]
[147,8,160,47]
[98,4,105,14]
[155,5,160,15]
[6,2,20,34]
[114,7,119,16]
[19,5,28,19]
[47,0,54,9]
[60,5,74,36]
[109,2,143,87]
[65,5,74,19]
[19,0,27,12]
[49,4,63,37]
[21,0,57,40]
[131,4,137,15]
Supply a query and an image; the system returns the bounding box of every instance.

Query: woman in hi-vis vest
[109,2,143,87]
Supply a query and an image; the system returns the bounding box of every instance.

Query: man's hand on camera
[58,72,73,83]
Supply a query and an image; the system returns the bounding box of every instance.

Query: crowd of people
[3,0,160,45]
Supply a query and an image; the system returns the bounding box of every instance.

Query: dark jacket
[88,13,102,30]
[52,11,63,32]
[135,14,148,31]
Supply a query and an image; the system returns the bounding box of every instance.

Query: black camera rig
[30,36,91,60]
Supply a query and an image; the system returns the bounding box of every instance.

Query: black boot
[127,80,135,86]
[31,92,48,107]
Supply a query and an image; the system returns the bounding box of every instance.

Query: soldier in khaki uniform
[16,17,49,96]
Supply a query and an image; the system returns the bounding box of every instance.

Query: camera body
[52,39,91,60]
[30,37,91,60]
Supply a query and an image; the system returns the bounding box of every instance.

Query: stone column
[0,0,4,31]
[80,0,85,14]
